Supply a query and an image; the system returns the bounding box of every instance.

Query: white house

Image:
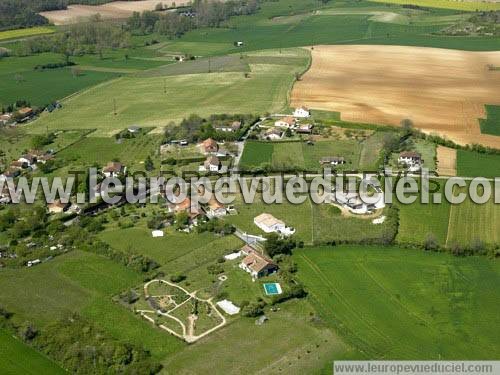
[254,213,295,236]
[203,156,221,172]
[274,116,296,129]
[264,127,283,140]
[293,106,310,118]
[206,199,227,218]
[398,151,422,166]
[320,156,345,166]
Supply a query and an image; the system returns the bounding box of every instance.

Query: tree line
[126,0,260,38]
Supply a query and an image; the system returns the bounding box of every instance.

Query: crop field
[370,0,500,12]
[0,330,65,374]
[40,0,192,25]
[447,187,500,246]
[456,150,500,178]
[479,105,500,136]
[292,45,500,148]
[295,245,500,359]
[396,180,451,246]
[436,146,457,176]
[0,27,55,41]
[30,48,310,135]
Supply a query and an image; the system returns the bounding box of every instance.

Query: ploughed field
[291,45,500,148]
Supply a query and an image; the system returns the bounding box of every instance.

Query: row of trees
[126,0,260,38]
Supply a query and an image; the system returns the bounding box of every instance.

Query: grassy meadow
[480,105,500,136]
[370,0,500,11]
[456,150,500,178]
[30,48,310,135]
[0,330,65,375]
[295,245,500,359]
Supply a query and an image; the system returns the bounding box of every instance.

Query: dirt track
[291,45,500,148]
[40,0,191,24]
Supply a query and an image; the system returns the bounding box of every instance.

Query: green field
[447,186,500,246]
[456,150,500,178]
[370,0,500,11]
[159,1,500,57]
[0,330,65,375]
[479,105,500,136]
[56,133,161,170]
[295,245,500,359]
[239,138,363,171]
[0,251,183,360]
[0,26,55,41]
[30,48,310,135]
[397,180,451,245]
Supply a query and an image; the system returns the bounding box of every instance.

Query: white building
[293,106,310,118]
[254,213,295,236]
[398,151,421,166]
[274,116,296,128]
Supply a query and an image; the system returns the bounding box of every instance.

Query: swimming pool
[263,282,282,296]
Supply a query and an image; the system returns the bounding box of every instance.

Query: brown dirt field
[40,0,191,25]
[291,45,500,148]
[436,146,457,176]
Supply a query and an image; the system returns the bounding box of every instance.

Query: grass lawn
[396,180,451,246]
[29,48,310,136]
[447,187,500,246]
[311,204,394,244]
[56,133,161,169]
[0,26,55,41]
[480,105,500,136]
[456,150,500,178]
[0,329,65,375]
[295,245,500,359]
[224,193,314,244]
[0,251,183,360]
[359,131,386,170]
[239,138,362,172]
[163,299,349,374]
[99,225,242,266]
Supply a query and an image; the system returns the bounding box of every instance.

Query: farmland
[480,105,500,136]
[30,48,310,135]
[0,26,55,41]
[447,186,500,246]
[456,150,500,178]
[295,245,500,359]
[291,45,500,148]
[0,330,65,374]
[370,0,500,12]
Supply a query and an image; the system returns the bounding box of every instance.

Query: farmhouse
[170,197,202,223]
[16,107,33,122]
[201,138,219,154]
[203,156,221,172]
[239,245,278,279]
[47,199,69,214]
[102,161,125,178]
[320,156,345,166]
[205,198,227,218]
[254,213,295,236]
[398,151,422,166]
[264,127,283,140]
[215,121,241,132]
[0,113,12,125]
[296,123,314,134]
[293,106,310,118]
[18,154,37,167]
[275,116,296,129]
